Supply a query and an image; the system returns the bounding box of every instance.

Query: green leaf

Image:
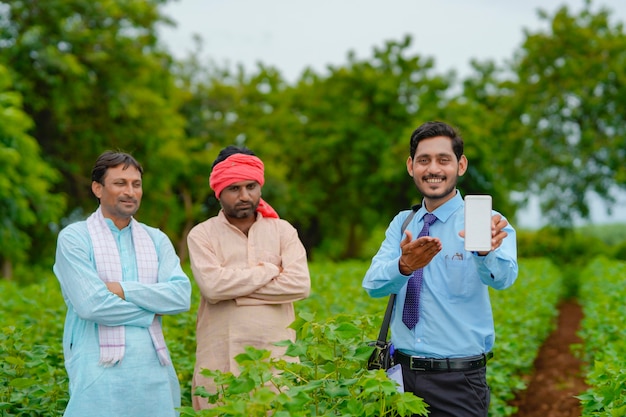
[9,377,36,389]
[333,322,362,340]
[5,356,25,366]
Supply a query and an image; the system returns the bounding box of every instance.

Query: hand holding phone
[464,195,492,252]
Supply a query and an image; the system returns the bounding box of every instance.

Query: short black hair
[409,121,464,160]
[91,151,143,184]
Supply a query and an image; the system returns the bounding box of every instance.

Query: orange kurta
[187,211,310,409]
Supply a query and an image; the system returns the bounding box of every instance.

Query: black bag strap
[375,204,421,345]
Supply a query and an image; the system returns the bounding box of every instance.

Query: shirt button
[416,338,422,343]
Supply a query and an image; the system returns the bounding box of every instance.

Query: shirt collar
[103,216,132,233]
[417,190,463,223]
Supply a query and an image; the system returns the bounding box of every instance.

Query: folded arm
[235,227,310,306]
[53,226,154,328]
[121,229,192,315]
[188,227,279,303]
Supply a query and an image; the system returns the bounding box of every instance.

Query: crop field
[1,257,624,416]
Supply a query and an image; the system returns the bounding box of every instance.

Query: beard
[223,201,259,219]
[416,175,458,201]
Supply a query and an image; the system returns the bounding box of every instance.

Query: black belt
[394,351,493,372]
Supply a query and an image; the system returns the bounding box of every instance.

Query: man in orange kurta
[187,146,311,410]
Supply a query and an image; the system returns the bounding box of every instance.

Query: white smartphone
[464,195,493,251]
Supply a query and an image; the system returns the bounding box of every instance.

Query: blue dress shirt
[362,191,518,358]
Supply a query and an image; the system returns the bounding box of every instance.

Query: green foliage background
[1,0,626,277]
[6,256,626,416]
[0,257,567,416]
[2,1,626,413]
[576,258,626,416]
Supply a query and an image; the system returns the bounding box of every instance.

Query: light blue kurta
[53,217,191,417]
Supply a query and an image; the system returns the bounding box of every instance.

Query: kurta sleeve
[187,219,280,304]
[121,227,191,315]
[236,221,310,306]
[53,224,154,328]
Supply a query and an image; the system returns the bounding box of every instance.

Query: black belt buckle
[409,356,430,371]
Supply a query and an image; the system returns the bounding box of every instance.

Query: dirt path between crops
[509,299,589,417]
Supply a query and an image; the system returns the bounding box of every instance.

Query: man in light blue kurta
[53,151,191,417]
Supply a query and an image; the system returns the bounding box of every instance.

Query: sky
[158,0,626,80]
[158,0,626,227]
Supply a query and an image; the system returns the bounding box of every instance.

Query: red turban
[209,154,279,218]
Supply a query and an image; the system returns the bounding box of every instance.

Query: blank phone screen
[464,195,492,251]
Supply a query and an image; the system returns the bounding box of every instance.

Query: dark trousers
[401,364,490,417]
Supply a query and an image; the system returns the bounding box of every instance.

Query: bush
[611,240,626,261]
[516,227,609,268]
[181,314,429,417]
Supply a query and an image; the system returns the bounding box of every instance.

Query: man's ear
[406,156,414,177]
[92,181,102,199]
[458,155,468,176]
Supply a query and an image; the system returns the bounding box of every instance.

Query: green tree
[0,64,65,279]
[174,35,521,260]
[505,1,626,226]
[0,0,189,248]
[441,60,522,220]
[277,37,452,258]
[177,36,455,259]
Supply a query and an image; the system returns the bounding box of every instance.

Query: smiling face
[407,135,468,211]
[91,164,143,229]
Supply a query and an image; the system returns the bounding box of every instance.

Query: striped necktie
[402,213,437,329]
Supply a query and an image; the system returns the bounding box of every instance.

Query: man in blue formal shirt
[362,121,518,417]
